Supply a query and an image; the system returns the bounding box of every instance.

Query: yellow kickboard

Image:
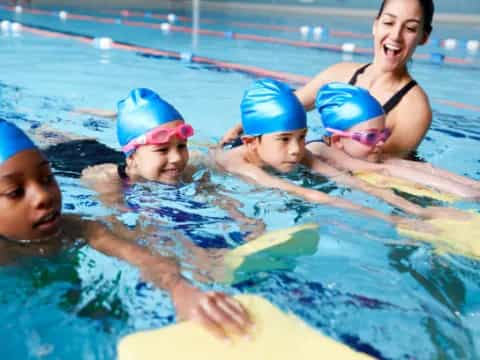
[118,295,372,360]
[398,213,480,258]
[355,171,459,203]
[220,223,320,284]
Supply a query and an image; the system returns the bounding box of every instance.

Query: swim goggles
[123,123,194,153]
[326,128,391,147]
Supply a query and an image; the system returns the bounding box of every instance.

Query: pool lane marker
[102,7,480,52]
[3,19,480,114]
[1,4,477,67]
[14,21,311,85]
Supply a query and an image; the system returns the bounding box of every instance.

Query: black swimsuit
[348,63,417,114]
[307,64,419,147]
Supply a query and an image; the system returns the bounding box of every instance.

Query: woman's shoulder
[395,81,431,116]
[321,62,365,81]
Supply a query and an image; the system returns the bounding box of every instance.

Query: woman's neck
[368,60,410,89]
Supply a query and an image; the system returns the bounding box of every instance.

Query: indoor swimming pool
[0,2,479,359]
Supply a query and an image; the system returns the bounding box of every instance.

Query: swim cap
[0,120,37,165]
[241,79,306,136]
[315,82,384,135]
[117,88,184,148]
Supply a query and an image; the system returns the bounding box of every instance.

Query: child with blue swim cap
[82,88,197,199]
[310,82,480,201]
[0,119,251,337]
[214,78,422,224]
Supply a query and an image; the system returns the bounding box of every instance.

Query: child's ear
[241,135,257,146]
[331,135,344,150]
[126,153,136,170]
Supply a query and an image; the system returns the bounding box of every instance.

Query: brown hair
[377,0,434,34]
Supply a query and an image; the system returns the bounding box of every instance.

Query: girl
[310,82,480,201]
[0,119,251,339]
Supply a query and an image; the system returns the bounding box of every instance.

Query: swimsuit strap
[117,163,129,181]
[348,63,371,85]
[382,80,417,114]
[349,64,418,113]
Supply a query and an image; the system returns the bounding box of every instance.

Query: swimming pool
[1,3,480,359]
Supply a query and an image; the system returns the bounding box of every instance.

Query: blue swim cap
[0,120,37,165]
[315,82,384,135]
[117,88,184,148]
[241,79,306,136]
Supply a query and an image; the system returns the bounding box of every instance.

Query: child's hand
[219,124,243,146]
[171,281,252,340]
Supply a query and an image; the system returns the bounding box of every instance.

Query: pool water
[1,3,480,359]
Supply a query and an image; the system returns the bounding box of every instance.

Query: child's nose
[30,183,54,210]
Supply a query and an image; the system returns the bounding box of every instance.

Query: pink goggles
[123,123,194,153]
[326,128,391,147]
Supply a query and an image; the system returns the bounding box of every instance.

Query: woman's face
[0,150,62,241]
[126,121,189,185]
[333,116,387,163]
[373,0,428,72]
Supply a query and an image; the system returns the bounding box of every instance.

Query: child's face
[333,115,387,162]
[0,149,62,241]
[127,121,189,185]
[253,129,307,173]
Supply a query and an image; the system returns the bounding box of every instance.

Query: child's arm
[220,156,396,224]
[305,153,429,218]
[381,160,480,199]
[73,108,117,119]
[306,141,385,173]
[81,164,127,209]
[384,158,480,190]
[66,216,251,339]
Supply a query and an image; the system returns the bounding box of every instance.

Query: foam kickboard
[118,295,372,360]
[398,212,480,258]
[220,223,320,284]
[355,171,459,203]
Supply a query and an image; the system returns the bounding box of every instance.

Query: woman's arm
[69,216,251,339]
[383,87,432,156]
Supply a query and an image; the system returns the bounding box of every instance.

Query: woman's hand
[219,124,243,146]
[171,280,252,340]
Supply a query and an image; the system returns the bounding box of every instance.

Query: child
[213,78,441,223]
[80,88,263,240]
[82,88,196,192]
[308,82,480,200]
[0,119,251,339]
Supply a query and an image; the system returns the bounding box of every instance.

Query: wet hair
[377,0,434,34]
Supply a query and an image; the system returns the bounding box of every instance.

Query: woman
[222,0,434,158]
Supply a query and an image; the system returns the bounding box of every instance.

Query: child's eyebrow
[0,160,51,179]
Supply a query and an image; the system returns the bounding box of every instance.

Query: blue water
[0,4,480,360]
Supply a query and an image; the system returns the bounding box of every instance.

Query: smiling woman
[296,0,434,158]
